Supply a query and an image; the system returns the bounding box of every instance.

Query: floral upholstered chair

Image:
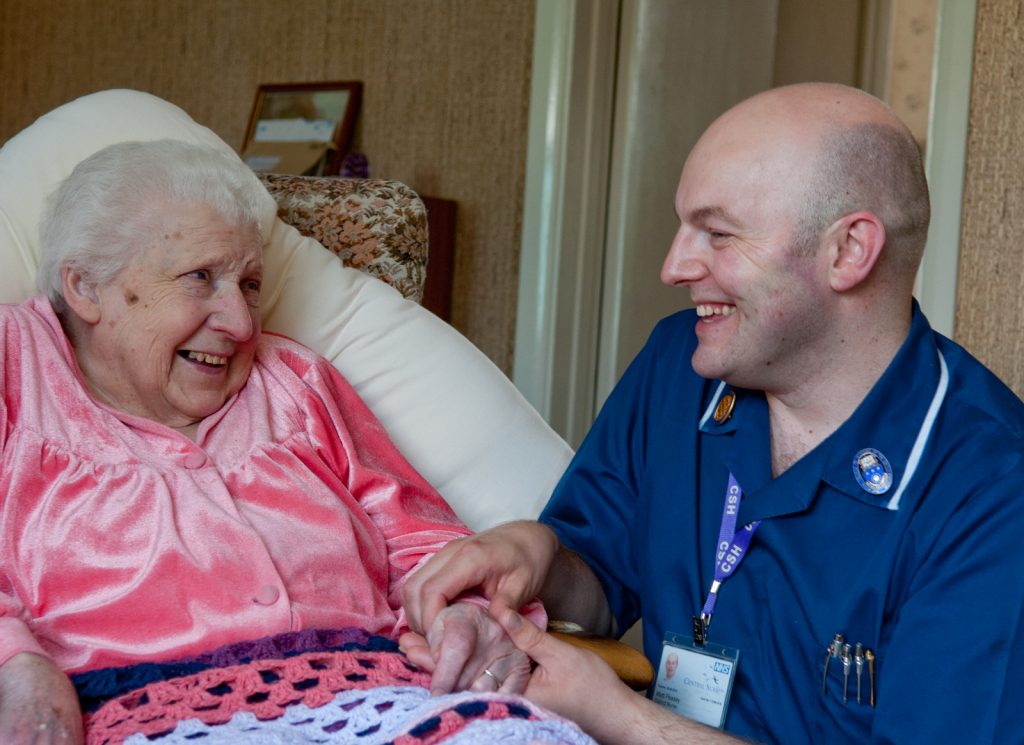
[258,174,429,305]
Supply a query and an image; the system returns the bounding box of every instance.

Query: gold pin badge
[714,391,736,424]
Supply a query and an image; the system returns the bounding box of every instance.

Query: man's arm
[402,519,561,634]
[401,519,614,636]
[540,546,614,636]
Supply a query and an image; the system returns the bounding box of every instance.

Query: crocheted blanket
[72,628,596,745]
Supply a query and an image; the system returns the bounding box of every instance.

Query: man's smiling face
[660,105,835,393]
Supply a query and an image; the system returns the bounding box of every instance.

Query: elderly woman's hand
[0,653,84,745]
[399,602,532,695]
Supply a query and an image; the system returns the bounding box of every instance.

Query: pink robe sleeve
[301,357,476,634]
[0,577,49,667]
[299,356,546,635]
[0,381,51,666]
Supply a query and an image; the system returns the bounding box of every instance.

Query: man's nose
[210,283,256,340]
[660,225,707,287]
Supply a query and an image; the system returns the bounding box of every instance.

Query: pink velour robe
[0,297,474,673]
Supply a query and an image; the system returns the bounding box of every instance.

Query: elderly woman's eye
[186,269,211,281]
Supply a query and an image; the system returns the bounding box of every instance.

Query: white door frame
[916,0,976,339]
[513,0,620,446]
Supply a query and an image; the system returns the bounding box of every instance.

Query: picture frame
[241,81,362,176]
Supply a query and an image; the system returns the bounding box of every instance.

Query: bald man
[401,84,1024,744]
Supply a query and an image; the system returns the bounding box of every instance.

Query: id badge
[651,631,740,729]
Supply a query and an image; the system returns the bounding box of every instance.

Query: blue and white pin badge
[853,448,893,495]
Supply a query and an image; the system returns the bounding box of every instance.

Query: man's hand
[0,653,84,745]
[494,608,631,731]
[400,520,561,636]
[400,602,532,695]
[496,611,745,745]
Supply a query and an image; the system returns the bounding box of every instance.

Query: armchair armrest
[548,622,654,691]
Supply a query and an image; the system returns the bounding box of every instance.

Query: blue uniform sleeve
[540,315,698,635]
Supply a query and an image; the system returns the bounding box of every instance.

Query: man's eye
[186,269,210,281]
[243,279,261,293]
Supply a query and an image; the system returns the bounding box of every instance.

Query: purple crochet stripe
[189,627,388,666]
[73,627,399,713]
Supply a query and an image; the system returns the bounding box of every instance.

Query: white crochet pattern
[122,685,596,745]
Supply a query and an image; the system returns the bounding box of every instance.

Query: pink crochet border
[85,650,430,745]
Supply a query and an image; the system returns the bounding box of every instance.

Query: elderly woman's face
[78,201,262,430]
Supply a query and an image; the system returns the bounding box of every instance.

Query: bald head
[700,83,931,277]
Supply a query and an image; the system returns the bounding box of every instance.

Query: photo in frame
[241,81,362,176]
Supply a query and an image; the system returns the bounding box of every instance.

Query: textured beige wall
[773,0,863,87]
[956,0,1024,395]
[0,0,534,373]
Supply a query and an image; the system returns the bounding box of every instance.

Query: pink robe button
[253,585,280,606]
[184,452,207,469]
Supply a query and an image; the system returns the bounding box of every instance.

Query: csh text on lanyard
[694,472,761,645]
[652,473,757,729]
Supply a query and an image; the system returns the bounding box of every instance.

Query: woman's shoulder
[0,296,61,328]
[257,331,330,373]
[0,296,72,368]
[253,331,352,398]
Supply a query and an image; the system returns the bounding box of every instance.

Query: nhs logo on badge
[712,661,731,674]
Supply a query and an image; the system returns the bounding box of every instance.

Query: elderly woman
[0,140,531,743]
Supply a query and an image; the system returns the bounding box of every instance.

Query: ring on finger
[481,667,504,687]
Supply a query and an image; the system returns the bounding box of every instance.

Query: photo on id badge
[652,633,739,729]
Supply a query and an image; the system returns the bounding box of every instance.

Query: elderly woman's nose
[209,283,256,339]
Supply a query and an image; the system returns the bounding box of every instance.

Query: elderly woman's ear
[60,265,101,325]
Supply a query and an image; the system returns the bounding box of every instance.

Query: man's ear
[61,266,102,324]
[827,211,886,292]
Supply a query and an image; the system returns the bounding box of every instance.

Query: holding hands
[399,520,562,695]
[401,520,561,634]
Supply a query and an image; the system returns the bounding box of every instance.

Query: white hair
[38,139,276,312]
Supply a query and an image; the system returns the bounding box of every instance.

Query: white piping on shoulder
[699,380,728,429]
[886,348,950,511]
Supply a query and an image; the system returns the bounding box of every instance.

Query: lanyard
[694,472,760,645]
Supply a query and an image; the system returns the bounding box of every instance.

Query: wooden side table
[419,196,457,321]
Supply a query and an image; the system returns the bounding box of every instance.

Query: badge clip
[692,615,707,646]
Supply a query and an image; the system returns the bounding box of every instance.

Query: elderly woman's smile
[65,201,263,435]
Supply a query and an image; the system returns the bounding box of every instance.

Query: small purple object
[341,151,370,178]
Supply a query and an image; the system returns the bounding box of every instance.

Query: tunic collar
[698,302,947,523]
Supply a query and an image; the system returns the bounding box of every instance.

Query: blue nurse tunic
[542,303,1024,743]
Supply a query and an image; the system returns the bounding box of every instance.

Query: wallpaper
[0,0,534,373]
[957,0,1024,395]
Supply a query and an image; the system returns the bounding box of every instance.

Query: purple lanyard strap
[700,473,761,630]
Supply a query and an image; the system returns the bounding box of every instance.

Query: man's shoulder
[936,333,1024,438]
[650,308,699,342]
[637,309,701,368]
